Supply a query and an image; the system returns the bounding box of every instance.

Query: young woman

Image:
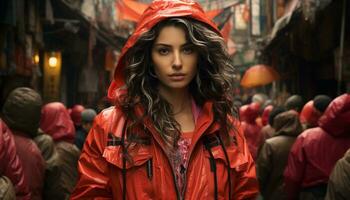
[71,1,258,199]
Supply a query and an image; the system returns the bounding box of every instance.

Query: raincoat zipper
[143,125,182,200]
[182,121,214,198]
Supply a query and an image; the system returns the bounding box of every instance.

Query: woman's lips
[169,74,185,81]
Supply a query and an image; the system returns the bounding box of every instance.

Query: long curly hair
[119,17,238,151]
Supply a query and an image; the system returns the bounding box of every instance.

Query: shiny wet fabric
[71,102,259,199]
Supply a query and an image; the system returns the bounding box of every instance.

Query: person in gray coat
[257,110,303,200]
[34,131,65,200]
[325,149,350,200]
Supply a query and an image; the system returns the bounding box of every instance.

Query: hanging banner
[234,4,248,30]
[251,0,261,36]
[116,0,149,22]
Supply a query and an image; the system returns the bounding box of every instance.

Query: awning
[57,0,126,50]
[265,0,300,47]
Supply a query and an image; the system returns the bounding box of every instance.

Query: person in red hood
[40,102,80,199]
[284,93,350,200]
[71,0,258,199]
[300,95,332,130]
[69,104,85,129]
[240,102,263,161]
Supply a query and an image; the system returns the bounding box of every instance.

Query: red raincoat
[40,102,80,197]
[284,94,350,200]
[71,1,258,199]
[299,100,322,129]
[0,119,31,200]
[240,103,263,160]
[71,103,258,199]
[40,102,76,144]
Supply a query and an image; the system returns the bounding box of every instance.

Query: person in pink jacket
[0,119,30,199]
[284,93,350,200]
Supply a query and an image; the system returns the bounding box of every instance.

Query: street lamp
[48,52,59,68]
[33,53,40,65]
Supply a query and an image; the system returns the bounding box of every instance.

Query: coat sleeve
[256,141,272,196]
[283,134,306,200]
[70,113,113,200]
[325,149,350,200]
[0,120,31,200]
[232,124,259,200]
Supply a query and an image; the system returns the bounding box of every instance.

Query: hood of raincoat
[107,0,221,100]
[261,105,273,126]
[300,100,322,128]
[243,102,260,124]
[70,104,85,126]
[40,102,75,143]
[2,87,42,137]
[273,110,302,137]
[318,94,350,137]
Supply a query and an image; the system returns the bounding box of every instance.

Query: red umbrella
[240,64,280,88]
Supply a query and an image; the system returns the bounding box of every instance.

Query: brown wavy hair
[118,17,238,151]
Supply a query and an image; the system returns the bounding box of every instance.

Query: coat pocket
[205,144,248,172]
[103,145,152,169]
[103,144,156,198]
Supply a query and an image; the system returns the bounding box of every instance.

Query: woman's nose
[172,51,182,69]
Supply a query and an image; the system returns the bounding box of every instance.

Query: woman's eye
[158,48,169,55]
[183,47,194,54]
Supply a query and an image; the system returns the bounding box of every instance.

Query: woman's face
[151,25,198,93]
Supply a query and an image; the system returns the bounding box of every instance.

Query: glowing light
[48,56,58,68]
[34,54,40,64]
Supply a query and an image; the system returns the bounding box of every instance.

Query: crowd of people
[1,0,349,199]
[0,87,98,200]
[1,87,348,200]
[239,93,350,200]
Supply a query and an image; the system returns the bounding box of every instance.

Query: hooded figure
[300,95,332,130]
[0,119,30,200]
[261,105,273,127]
[240,102,263,160]
[69,104,85,129]
[40,102,80,198]
[1,87,45,200]
[285,95,304,113]
[284,94,350,200]
[71,1,258,199]
[256,110,302,200]
[259,106,287,144]
[300,100,320,129]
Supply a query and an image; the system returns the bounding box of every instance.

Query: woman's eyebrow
[153,42,193,47]
[153,43,171,47]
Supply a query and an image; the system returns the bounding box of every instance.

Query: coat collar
[134,101,219,150]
